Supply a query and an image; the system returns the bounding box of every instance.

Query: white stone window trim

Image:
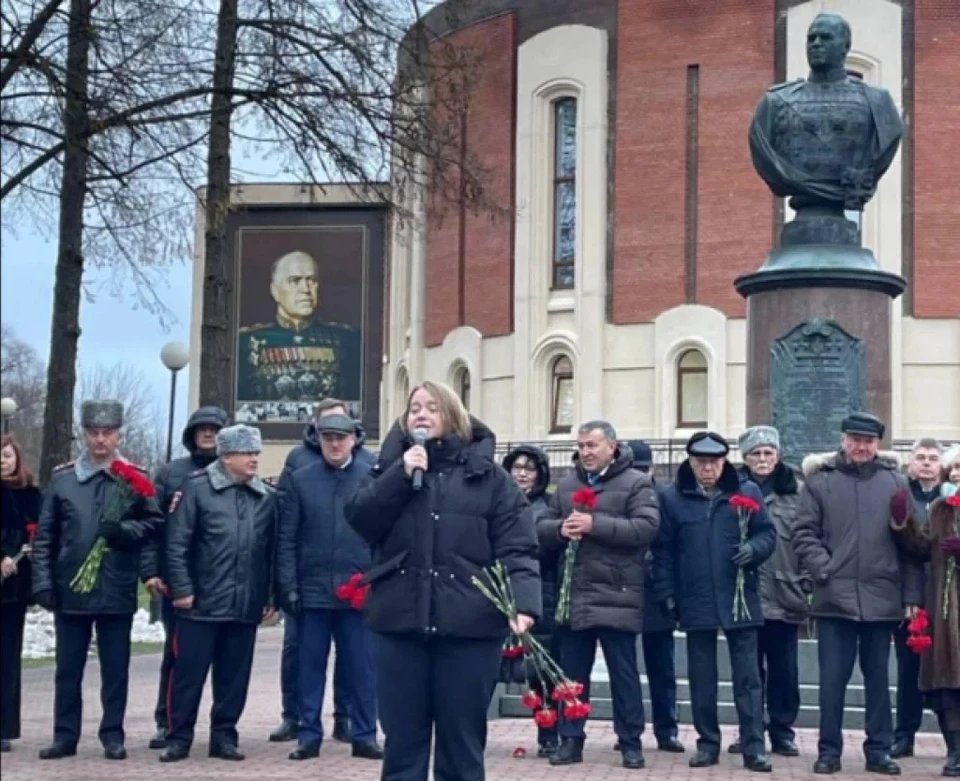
[531,330,580,440]
[664,338,717,437]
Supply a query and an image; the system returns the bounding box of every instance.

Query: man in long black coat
[653,431,776,773]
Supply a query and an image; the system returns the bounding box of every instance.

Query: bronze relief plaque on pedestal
[770,318,865,467]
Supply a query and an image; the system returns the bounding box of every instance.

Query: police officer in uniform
[148,405,229,750]
[31,400,164,761]
[160,425,277,763]
[236,251,361,404]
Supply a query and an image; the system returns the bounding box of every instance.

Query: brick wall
[423,12,516,347]
[612,0,774,323]
[912,0,960,318]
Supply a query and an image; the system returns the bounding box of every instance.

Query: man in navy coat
[652,432,776,773]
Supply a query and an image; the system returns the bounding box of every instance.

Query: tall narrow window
[397,369,409,413]
[454,366,471,411]
[552,98,577,289]
[677,349,708,428]
[550,355,574,434]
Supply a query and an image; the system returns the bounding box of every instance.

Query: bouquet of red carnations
[70,460,155,593]
[0,522,37,582]
[729,493,761,621]
[474,561,590,730]
[554,487,597,624]
[335,572,370,610]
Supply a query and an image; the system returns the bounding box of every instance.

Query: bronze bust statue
[749,12,902,217]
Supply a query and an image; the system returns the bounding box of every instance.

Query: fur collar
[205,459,267,495]
[802,450,900,478]
[676,459,742,496]
[74,450,128,484]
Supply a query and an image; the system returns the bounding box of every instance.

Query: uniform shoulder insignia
[769,79,802,93]
[52,461,75,473]
[167,490,184,515]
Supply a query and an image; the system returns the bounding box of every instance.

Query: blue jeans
[281,610,349,721]
[297,609,376,744]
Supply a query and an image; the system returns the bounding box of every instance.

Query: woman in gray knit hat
[732,425,810,758]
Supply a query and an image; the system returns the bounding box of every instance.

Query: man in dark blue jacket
[626,439,685,755]
[276,412,381,761]
[653,432,776,773]
[269,398,356,743]
[148,406,228,750]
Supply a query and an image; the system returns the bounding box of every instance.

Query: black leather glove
[660,597,678,622]
[34,589,56,612]
[731,543,755,567]
[280,591,301,617]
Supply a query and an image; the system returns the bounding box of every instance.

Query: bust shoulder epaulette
[238,323,269,334]
[52,461,74,474]
[768,79,803,93]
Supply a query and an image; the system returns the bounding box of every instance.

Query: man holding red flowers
[652,431,776,773]
[31,400,164,762]
[275,411,382,762]
[537,420,660,770]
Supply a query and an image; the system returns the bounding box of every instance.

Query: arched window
[454,366,471,411]
[550,355,574,434]
[552,98,577,290]
[677,349,708,428]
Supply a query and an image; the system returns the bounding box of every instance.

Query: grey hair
[578,420,617,441]
[912,437,942,454]
[270,250,317,284]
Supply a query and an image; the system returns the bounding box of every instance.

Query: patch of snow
[22,607,165,660]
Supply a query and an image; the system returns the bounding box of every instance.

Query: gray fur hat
[216,424,262,455]
[80,400,124,429]
[738,425,780,456]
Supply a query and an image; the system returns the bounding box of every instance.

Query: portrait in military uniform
[234,228,367,421]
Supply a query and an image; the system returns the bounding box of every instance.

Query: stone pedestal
[735,212,905,468]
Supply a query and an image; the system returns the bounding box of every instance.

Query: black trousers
[166,618,257,750]
[52,612,133,746]
[559,627,644,750]
[757,619,800,744]
[893,623,924,744]
[374,633,501,781]
[152,597,177,729]
[641,629,679,742]
[686,627,764,757]
[0,602,27,740]
[817,618,896,762]
[281,610,350,722]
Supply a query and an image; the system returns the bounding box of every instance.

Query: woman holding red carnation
[890,470,960,777]
[0,434,41,753]
[345,381,541,781]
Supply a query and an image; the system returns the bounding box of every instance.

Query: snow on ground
[22,607,165,659]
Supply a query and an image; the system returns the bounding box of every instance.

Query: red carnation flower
[520,690,542,710]
[552,680,585,702]
[25,522,37,542]
[512,746,527,759]
[533,708,557,728]
[571,487,598,510]
[349,585,369,610]
[947,494,960,509]
[335,582,357,602]
[563,700,591,719]
[906,633,933,654]
[501,643,525,659]
[729,494,761,513]
[907,608,929,635]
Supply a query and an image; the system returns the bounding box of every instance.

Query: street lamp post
[160,341,190,463]
[0,397,17,434]
[154,342,189,625]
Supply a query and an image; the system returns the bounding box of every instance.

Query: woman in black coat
[346,381,541,781]
[0,434,42,753]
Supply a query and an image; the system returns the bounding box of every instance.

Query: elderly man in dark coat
[538,421,660,770]
[793,412,923,776]
[653,431,776,773]
[732,425,809,759]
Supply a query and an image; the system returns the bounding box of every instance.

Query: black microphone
[411,427,428,491]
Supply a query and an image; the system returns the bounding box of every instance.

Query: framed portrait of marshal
[226,204,386,440]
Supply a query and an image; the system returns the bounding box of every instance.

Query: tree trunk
[198,0,239,407]
[39,0,92,483]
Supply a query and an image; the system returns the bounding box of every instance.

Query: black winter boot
[943,730,960,778]
[549,738,584,766]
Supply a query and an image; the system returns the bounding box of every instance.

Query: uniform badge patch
[168,490,183,514]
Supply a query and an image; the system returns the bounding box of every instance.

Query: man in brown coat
[793,412,923,776]
[537,420,660,770]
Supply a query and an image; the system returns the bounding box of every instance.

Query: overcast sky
[1,226,194,434]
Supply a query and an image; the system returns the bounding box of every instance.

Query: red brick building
[383,0,960,444]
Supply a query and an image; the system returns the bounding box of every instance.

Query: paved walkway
[2,626,948,780]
